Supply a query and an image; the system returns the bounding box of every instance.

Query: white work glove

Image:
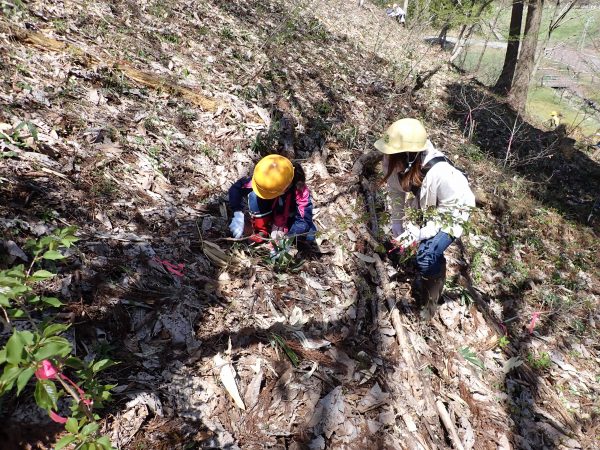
[270,226,286,241]
[229,211,245,239]
[394,223,420,249]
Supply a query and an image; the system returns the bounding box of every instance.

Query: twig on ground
[436,400,465,450]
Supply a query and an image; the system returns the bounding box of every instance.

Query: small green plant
[470,251,483,283]
[270,334,299,367]
[147,145,162,169]
[459,346,485,369]
[101,69,130,94]
[91,171,118,198]
[497,335,510,349]
[0,227,115,449]
[336,124,359,150]
[527,351,551,370]
[445,284,474,306]
[306,18,328,41]
[1,0,25,16]
[52,19,67,33]
[264,238,305,273]
[0,121,38,148]
[459,143,484,162]
[160,33,180,44]
[316,101,332,116]
[148,1,167,18]
[197,142,217,160]
[220,27,234,40]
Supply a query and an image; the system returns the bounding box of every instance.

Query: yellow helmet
[550,111,559,117]
[374,118,429,154]
[251,155,294,199]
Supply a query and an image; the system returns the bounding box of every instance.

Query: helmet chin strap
[401,153,420,175]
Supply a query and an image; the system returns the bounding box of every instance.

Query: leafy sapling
[0,227,115,449]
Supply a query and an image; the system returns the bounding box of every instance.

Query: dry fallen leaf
[213,353,246,410]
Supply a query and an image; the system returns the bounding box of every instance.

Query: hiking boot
[418,261,446,321]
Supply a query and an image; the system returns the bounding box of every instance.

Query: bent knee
[416,251,445,277]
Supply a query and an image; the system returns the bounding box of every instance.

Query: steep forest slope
[1,0,599,449]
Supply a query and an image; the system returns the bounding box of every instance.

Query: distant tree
[531,0,581,79]
[494,0,525,95]
[510,0,545,112]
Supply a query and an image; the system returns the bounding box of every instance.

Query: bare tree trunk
[438,23,450,49]
[450,24,470,64]
[494,0,524,94]
[511,0,545,112]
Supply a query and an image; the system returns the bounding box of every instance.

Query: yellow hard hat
[374,118,429,154]
[550,111,558,117]
[251,155,294,199]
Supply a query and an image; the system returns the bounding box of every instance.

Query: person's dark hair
[292,162,306,189]
[381,152,424,192]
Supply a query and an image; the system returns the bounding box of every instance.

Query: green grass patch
[490,6,600,49]
[527,86,600,136]
[458,46,504,86]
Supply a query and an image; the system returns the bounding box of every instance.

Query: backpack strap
[410,155,453,197]
[421,156,453,176]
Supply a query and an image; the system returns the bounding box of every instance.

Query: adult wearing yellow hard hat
[550,111,560,128]
[376,118,475,319]
[229,154,316,244]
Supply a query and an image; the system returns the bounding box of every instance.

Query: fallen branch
[371,253,445,449]
[2,23,217,111]
[436,400,465,450]
[361,178,379,236]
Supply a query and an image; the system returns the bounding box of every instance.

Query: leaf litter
[0,0,598,448]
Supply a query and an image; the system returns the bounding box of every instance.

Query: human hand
[394,223,420,249]
[270,225,286,241]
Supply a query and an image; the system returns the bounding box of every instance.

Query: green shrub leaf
[0,365,23,394]
[41,296,63,307]
[65,417,79,434]
[16,367,35,395]
[30,270,55,282]
[42,323,70,338]
[34,337,71,361]
[55,434,78,450]
[6,332,25,365]
[92,359,116,373]
[34,379,53,409]
[459,347,485,369]
[42,250,65,260]
[81,422,99,436]
[95,436,113,450]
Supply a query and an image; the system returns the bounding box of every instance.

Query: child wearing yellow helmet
[228,155,317,244]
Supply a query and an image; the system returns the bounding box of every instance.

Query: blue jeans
[416,231,454,277]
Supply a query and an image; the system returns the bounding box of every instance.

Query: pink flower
[35,360,58,380]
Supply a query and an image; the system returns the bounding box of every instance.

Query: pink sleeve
[296,186,310,218]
